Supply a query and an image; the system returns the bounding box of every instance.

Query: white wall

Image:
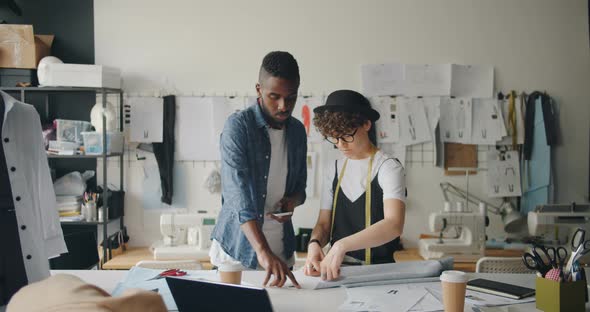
[94,0,590,248]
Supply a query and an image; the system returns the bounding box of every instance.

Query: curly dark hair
[313,111,369,138]
[259,51,300,82]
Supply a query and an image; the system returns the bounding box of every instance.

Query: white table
[51,270,590,312]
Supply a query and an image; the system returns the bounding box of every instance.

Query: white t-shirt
[320,150,406,210]
[210,127,293,270]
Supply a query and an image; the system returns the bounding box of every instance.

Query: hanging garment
[152,95,176,204]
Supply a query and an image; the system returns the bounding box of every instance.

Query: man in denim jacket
[210,51,307,288]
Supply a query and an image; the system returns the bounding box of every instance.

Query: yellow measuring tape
[330,153,375,265]
[508,90,517,149]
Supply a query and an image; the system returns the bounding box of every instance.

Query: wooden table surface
[103,247,524,272]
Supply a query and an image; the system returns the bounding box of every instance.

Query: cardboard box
[0,25,54,69]
[42,63,121,88]
[535,277,586,312]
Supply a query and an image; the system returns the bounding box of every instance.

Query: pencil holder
[535,277,586,312]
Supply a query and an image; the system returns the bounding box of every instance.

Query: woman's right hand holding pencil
[303,241,324,277]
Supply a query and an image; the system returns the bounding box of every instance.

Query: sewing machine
[419,205,487,261]
[528,203,590,245]
[152,213,216,260]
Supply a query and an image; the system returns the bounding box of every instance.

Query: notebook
[466,278,535,300]
[166,277,274,312]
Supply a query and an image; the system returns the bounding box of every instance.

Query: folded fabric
[315,257,454,289]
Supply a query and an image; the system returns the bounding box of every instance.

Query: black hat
[313,90,380,121]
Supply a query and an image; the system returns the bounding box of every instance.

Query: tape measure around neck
[330,152,375,265]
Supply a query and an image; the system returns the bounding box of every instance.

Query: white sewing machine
[152,213,216,260]
[419,204,486,261]
[528,203,590,245]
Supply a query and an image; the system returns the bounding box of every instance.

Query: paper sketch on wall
[398,97,432,146]
[372,96,400,143]
[404,64,452,97]
[498,94,525,145]
[471,98,507,145]
[361,63,405,96]
[439,97,472,144]
[486,150,522,197]
[306,152,317,198]
[450,64,494,98]
[292,96,324,143]
[128,96,164,143]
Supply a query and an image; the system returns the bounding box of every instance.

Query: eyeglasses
[325,128,358,145]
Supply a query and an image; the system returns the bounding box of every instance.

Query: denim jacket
[211,102,307,269]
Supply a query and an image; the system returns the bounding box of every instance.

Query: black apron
[329,159,401,264]
[0,97,28,305]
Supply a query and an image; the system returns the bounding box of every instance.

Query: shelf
[47,153,123,159]
[0,86,122,93]
[60,216,121,226]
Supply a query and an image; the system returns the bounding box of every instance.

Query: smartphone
[271,211,293,217]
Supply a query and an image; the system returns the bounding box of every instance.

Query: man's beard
[259,98,288,129]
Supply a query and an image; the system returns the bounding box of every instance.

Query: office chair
[135,259,203,270]
[475,257,534,274]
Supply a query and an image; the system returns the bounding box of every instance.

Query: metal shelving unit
[1,86,125,268]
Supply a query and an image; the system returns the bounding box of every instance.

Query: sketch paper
[292,96,324,143]
[486,150,522,197]
[176,97,219,160]
[451,64,494,98]
[128,96,163,143]
[471,98,507,145]
[404,64,452,96]
[398,97,432,146]
[372,96,400,143]
[306,152,317,198]
[439,97,473,144]
[361,63,405,96]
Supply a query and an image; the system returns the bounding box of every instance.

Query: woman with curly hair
[303,90,406,281]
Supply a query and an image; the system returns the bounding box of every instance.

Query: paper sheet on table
[372,96,400,143]
[486,150,522,197]
[340,284,427,312]
[471,98,506,145]
[112,266,219,311]
[290,259,453,290]
[439,97,473,143]
[128,96,163,143]
[292,96,324,143]
[451,64,494,98]
[404,64,452,97]
[398,97,432,146]
[361,63,405,96]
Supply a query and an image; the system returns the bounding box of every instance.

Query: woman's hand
[303,242,324,276]
[320,241,347,281]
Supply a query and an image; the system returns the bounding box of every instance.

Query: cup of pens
[83,192,97,222]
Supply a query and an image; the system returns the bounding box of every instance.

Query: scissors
[147,269,187,281]
[522,245,553,277]
[564,229,590,274]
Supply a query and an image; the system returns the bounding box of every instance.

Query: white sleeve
[320,161,336,210]
[378,159,406,203]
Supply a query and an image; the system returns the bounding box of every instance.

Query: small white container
[41,63,121,89]
[81,131,124,155]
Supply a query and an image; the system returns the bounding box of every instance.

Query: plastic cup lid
[440,270,467,283]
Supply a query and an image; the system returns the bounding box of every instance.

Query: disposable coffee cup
[218,264,242,285]
[440,270,468,312]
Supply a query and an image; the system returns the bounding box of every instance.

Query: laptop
[166,277,274,312]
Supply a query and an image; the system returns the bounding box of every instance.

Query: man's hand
[303,242,324,277]
[257,249,300,288]
[266,196,297,223]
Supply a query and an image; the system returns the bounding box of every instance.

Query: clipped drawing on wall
[471,98,507,145]
[292,96,324,143]
[450,64,494,98]
[176,97,220,161]
[486,150,522,197]
[372,96,400,143]
[361,63,405,96]
[439,97,472,144]
[404,64,452,97]
[398,97,432,146]
[128,96,164,143]
[306,152,317,198]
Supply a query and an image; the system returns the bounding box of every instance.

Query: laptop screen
[166,277,274,312]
